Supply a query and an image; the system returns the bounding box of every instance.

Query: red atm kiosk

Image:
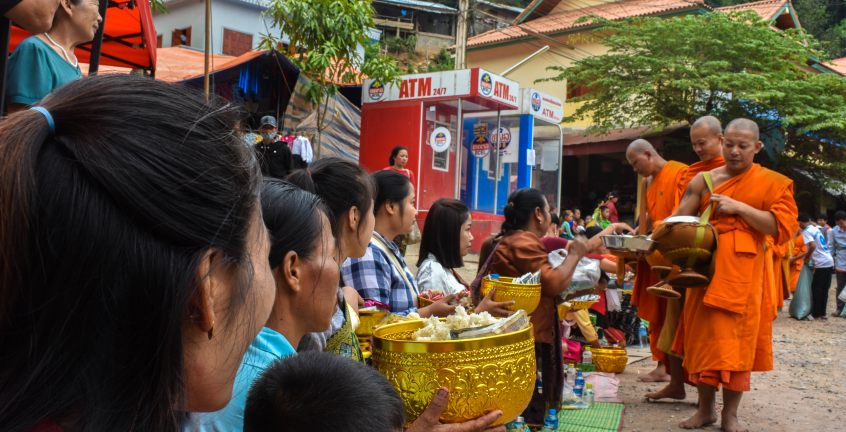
[360,69,520,251]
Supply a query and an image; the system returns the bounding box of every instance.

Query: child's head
[244,351,405,432]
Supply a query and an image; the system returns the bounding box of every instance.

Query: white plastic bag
[549,249,602,298]
[606,288,622,312]
[838,287,846,303]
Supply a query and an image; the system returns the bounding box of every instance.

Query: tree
[540,12,846,179]
[260,0,400,158]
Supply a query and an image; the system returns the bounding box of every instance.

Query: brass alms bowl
[592,346,628,373]
[355,309,388,337]
[480,276,541,314]
[371,320,536,426]
[651,220,717,287]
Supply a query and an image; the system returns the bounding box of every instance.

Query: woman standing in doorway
[384,145,416,187]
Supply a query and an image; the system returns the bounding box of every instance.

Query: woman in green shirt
[6,0,101,111]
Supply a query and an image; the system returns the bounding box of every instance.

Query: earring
[207,320,215,340]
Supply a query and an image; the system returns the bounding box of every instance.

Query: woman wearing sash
[477,188,631,425]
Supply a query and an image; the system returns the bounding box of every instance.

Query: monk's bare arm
[710,194,778,236]
[673,174,705,217]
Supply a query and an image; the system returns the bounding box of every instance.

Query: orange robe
[669,156,726,357]
[789,233,806,293]
[631,160,687,362]
[676,156,726,203]
[682,164,798,391]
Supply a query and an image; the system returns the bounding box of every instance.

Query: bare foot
[679,411,717,429]
[645,384,686,401]
[721,412,748,432]
[639,372,671,382]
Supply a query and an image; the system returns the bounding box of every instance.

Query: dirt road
[619,297,844,431]
[409,247,844,431]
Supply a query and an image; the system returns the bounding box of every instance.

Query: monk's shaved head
[691,116,722,136]
[725,118,759,139]
[626,138,666,177]
[626,138,655,156]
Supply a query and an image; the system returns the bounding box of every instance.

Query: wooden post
[454,0,469,69]
[203,0,211,103]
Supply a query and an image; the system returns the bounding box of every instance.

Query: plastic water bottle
[567,363,577,387]
[543,408,559,431]
[582,346,593,365]
[574,371,585,398]
[638,322,649,349]
[584,383,594,408]
[507,416,527,431]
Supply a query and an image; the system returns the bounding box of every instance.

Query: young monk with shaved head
[625,139,687,384]
[673,118,798,432]
[649,116,727,402]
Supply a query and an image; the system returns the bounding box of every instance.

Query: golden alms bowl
[480,276,541,314]
[592,346,628,373]
[355,309,388,337]
[371,320,536,426]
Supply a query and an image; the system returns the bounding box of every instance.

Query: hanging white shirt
[292,135,313,163]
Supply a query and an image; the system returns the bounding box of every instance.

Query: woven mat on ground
[557,402,624,432]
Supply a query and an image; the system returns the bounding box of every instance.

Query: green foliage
[149,0,167,14]
[540,12,846,177]
[426,48,455,72]
[260,0,400,155]
[384,35,417,56]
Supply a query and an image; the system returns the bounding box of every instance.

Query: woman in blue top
[6,0,101,111]
[184,179,340,431]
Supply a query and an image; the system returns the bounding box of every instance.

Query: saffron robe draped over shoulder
[631,160,687,361]
[668,156,726,357]
[682,164,798,384]
[675,156,725,203]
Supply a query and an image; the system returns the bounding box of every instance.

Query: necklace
[43,32,78,67]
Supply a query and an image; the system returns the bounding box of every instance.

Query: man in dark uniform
[254,115,292,179]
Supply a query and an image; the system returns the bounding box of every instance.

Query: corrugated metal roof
[476,0,524,14]
[374,0,457,14]
[468,0,707,48]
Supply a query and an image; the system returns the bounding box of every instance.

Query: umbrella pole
[203,0,211,103]
[88,0,108,76]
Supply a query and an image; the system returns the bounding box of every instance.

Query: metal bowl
[602,235,656,254]
[480,276,541,314]
[372,320,536,426]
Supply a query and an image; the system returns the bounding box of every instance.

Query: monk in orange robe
[674,119,798,432]
[651,116,725,401]
[626,139,687,383]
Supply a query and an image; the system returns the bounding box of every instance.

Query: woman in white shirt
[416,199,512,318]
[417,199,474,295]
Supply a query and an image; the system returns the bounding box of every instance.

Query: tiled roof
[716,0,786,21]
[468,0,707,48]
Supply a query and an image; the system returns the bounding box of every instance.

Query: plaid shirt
[342,232,419,315]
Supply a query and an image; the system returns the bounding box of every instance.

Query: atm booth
[359,69,562,252]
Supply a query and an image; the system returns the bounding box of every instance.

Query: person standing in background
[6,0,102,111]
[253,116,292,179]
[384,145,416,187]
[828,211,846,316]
[799,213,834,320]
[603,191,620,223]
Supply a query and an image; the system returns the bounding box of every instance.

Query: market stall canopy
[10,0,157,73]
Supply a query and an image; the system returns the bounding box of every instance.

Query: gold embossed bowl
[592,346,628,373]
[355,310,388,337]
[371,320,536,426]
[480,276,541,314]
